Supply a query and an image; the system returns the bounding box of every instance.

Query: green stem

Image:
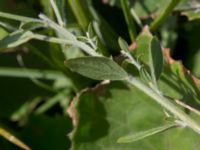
[0,11,41,23]
[68,0,90,30]
[0,67,65,80]
[150,0,181,32]
[0,21,16,31]
[128,76,200,134]
[35,89,70,114]
[39,14,76,41]
[33,33,99,56]
[130,8,143,28]
[50,0,64,26]
[120,0,136,41]
[0,128,31,150]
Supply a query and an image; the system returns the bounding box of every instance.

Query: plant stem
[0,67,65,80]
[50,0,64,26]
[0,11,41,23]
[35,89,70,114]
[175,99,200,117]
[150,0,181,32]
[33,33,99,56]
[120,0,136,41]
[68,0,90,30]
[127,76,200,134]
[39,14,76,41]
[130,8,143,28]
[0,21,16,31]
[0,128,31,150]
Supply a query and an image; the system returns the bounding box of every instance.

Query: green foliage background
[0,0,200,149]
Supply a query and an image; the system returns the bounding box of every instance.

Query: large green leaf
[65,56,128,80]
[69,82,200,150]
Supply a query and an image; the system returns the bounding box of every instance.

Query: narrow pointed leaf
[139,66,152,83]
[136,29,153,62]
[21,21,46,31]
[117,123,177,143]
[149,37,163,81]
[65,56,128,80]
[136,29,163,84]
[0,30,33,51]
[118,37,129,52]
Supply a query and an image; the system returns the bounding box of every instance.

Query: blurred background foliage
[0,0,200,149]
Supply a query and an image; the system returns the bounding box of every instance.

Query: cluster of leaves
[0,0,200,149]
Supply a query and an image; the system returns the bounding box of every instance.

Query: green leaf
[70,82,200,150]
[54,0,66,22]
[117,123,177,143]
[65,57,128,80]
[0,30,33,51]
[20,21,46,31]
[118,37,129,52]
[120,0,136,41]
[139,66,152,83]
[135,29,163,83]
[135,29,153,62]
[159,61,200,106]
[149,37,163,81]
[87,23,95,38]
[158,48,200,108]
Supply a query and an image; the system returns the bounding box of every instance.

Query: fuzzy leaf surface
[66,57,128,80]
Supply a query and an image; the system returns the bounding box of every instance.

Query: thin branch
[0,11,42,23]
[0,67,65,80]
[127,76,200,134]
[33,33,99,56]
[175,99,200,117]
[120,0,136,41]
[0,128,31,150]
[150,0,181,32]
[50,0,64,26]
